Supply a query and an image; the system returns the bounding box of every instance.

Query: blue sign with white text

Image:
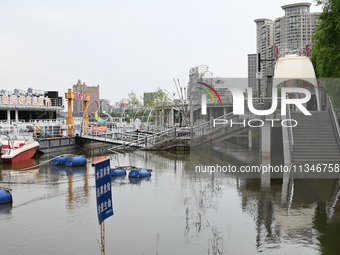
[95,158,113,224]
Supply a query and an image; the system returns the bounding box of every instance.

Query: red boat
[0,135,39,164]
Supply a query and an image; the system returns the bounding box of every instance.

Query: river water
[0,148,339,255]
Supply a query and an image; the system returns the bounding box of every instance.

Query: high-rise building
[100,99,111,113]
[247,54,257,91]
[255,18,274,81]
[72,79,100,117]
[187,64,232,103]
[187,64,213,105]
[274,3,319,56]
[250,18,275,92]
[249,2,320,94]
[118,98,129,109]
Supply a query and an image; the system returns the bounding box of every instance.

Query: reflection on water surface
[0,150,339,254]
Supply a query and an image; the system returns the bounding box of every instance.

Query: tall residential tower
[275,2,319,56]
[248,2,320,92]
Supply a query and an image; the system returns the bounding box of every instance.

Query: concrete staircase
[291,111,340,164]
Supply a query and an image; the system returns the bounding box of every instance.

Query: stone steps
[290,111,340,164]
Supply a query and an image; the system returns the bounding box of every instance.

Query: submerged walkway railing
[82,111,253,151]
[81,126,191,152]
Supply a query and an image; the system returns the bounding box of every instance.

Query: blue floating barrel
[129,176,150,184]
[0,189,12,204]
[111,175,126,182]
[51,156,68,166]
[65,156,87,167]
[129,169,151,178]
[110,169,126,176]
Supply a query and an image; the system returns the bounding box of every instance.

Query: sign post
[95,157,113,224]
[94,157,113,255]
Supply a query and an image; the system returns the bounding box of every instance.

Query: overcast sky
[0,1,322,105]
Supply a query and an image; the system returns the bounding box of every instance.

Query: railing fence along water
[105,108,269,151]
[191,112,236,138]
[0,119,69,139]
[89,97,291,150]
[191,97,269,137]
[86,125,191,152]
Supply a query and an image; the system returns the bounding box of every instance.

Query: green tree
[127,91,140,121]
[110,112,122,117]
[143,88,170,107]
[312,0,340,106]
[151,88,170,126]
[153,88,170,106]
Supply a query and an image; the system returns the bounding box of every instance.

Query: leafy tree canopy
[144,87,170,107]
[127,91,141,119]
[312,0,340,106]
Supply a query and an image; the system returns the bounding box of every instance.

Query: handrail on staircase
[287,104,294,148]
[191,112,236,138]
[192,112,235,129]
[327,96,340,148]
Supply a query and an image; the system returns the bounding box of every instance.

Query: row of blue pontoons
[0,155,152,205]
[51,155,88,167]
[51,154,152,178]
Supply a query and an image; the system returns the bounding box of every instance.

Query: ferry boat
[0,89,70,154]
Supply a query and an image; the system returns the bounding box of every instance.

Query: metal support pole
[257,53,261,98]
[257,78,262,98]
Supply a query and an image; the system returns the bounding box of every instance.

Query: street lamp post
[257,53,275,103]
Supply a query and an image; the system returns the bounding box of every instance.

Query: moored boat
[0,135,39,164]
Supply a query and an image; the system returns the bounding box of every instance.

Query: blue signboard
[95,158,113,224]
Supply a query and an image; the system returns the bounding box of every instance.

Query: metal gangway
[81,127,191,152]
[81,111,256,152]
